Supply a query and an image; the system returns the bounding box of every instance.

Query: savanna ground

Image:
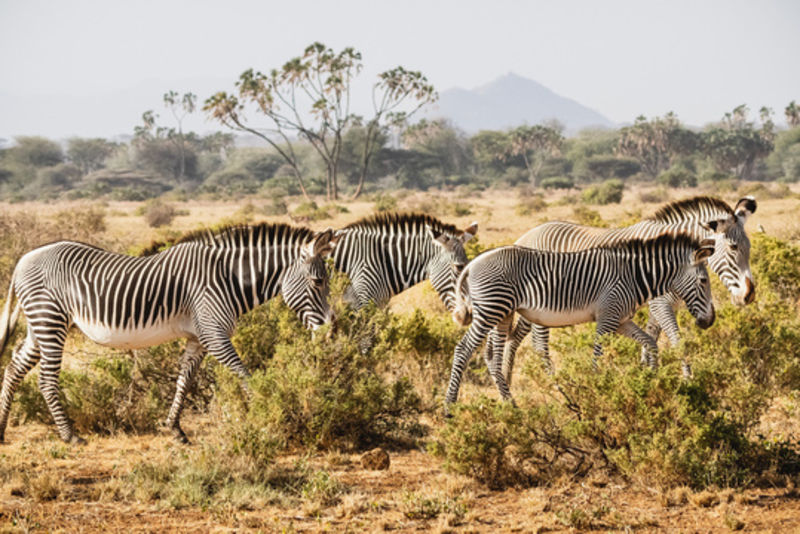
[2,183,800,533]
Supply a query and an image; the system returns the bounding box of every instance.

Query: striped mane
[139,222,314,256]
[600,230,703,254]
[343,212,460,236]
[647,196,733,224]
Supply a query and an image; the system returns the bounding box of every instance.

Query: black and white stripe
[332,213,477,310]
[500,196,756,380]
[445,232,716,411]
[0,223,339,444]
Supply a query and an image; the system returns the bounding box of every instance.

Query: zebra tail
[0,277,19,358]
[452,267,473,326]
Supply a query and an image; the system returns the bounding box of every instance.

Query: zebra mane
[648,196,733,224]
[599,230,704,253]
[139,222,314,256]
[343,212,461,235]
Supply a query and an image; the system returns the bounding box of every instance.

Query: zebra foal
[0,223,339,444]
[446,232,716,411]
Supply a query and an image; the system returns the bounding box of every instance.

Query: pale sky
[1,0,798,139]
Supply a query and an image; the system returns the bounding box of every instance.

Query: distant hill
[425,72,615,133]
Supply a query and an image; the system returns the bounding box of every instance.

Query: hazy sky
[1,0,798,139]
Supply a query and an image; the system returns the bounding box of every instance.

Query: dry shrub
[515,195,547,216]
[11,341,216,435]
[122,446,344,510]
[142,199,177,228]
[638,187,670,204]
[0,209,117,291]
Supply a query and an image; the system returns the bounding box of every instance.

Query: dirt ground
[2,419,800,533]
[2,187,800,533]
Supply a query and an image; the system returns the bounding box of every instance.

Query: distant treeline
[1,104,798,204]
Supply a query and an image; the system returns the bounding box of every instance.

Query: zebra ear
[694,238,716,264]
[701,218,733,234]
[426,224,450,247]
[734,196,757,223]
[460,222,478,244]
[311,228,339,257]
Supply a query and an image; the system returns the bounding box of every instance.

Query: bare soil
[2,421,799,533]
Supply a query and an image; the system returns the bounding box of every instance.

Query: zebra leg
[617,320,659,369]
[444,319,493,415]
[33,318,81,444]
[0,333,41,443]
[593,317,620,369]
[486,316,514,403]
[530,323,552,375]
[197,332,250,383]
[164,339,206,444]
[500,315,532,385]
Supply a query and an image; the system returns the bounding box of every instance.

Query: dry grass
[1,185,800,531]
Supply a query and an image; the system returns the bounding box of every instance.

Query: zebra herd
[0,196,756,444]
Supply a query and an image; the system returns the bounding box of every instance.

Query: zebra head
[426,222,478,311]
[671,237,716,329]
[701,196,757,307]
[280,228,340,330]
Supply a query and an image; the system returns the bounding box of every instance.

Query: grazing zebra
[446,232,716,411]
[0,223,339,444]
[498,196,756,380]
[332,213,478,310]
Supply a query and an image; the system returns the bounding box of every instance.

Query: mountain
[425,72,614,133]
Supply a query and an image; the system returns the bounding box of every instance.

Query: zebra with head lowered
[0,223,339,444]
[498,196,756,381]
[446,232,716,412]
[332,213,478,310]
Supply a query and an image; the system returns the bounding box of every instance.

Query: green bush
[373,193,398,212]
[218,279,423,452]
[582,179,624,205]
[540,176,574,190]
[571,205,607,227]
[658,167,697,188]
[291,201,348,222]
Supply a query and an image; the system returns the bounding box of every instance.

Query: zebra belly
[73,316,193,349]
[517,306,595,328]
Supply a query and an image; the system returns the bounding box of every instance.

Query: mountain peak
[428,73,614,133]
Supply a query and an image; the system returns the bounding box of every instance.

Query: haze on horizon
[0,0,798,140]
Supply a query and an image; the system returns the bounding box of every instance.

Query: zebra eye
[730,244,738,251]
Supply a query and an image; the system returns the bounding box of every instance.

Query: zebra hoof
[171,427,190,445]
[68,434,87,445]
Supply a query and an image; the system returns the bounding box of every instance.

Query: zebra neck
[627,247,680,305]
[227,245,299,314]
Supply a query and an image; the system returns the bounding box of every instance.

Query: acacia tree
[702,105,775,179]
[163,91,197,181]
[66,138,115,176]
[205,42,436,201]
[617,112,698,179]
[349,67,436,199]
[507,124,563,186]
[134,91,197,182]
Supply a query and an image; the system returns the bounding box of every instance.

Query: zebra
[332,213,478,310]
[0,223,339,444]
[497,196,756,381]
[445,232,716,411]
